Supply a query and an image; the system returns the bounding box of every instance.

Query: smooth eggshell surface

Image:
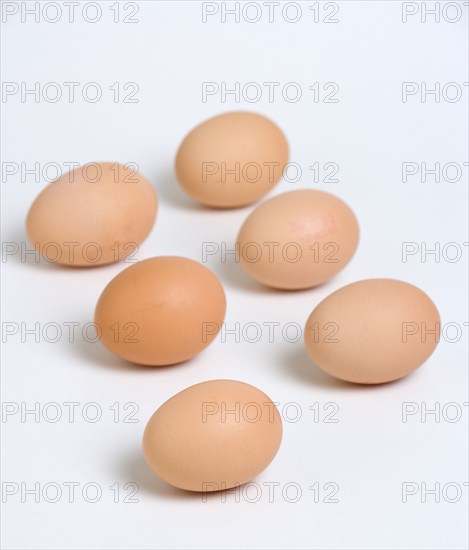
[142,379,283,491]
[94,257,226,366]
[304,279,440,384]
[26,162,157,266]
[175,111,288,208]
[237,190,359,289]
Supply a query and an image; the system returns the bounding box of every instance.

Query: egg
[142,380,283,491]
[304,279,440,384]
[237,189,359,289]
[175,111,288,208]
[94,257,226,366]
[26,162,157,266]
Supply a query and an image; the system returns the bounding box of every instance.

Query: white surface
[1,1,468,549]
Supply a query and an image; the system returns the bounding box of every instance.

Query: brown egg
[237,190,359,289]
[175,111,288,208]
[304,279,440,384]
[142,379,283,491]
[26,162,157,266]
[94,257,226,366]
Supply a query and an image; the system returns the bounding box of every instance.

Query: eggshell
[175,111,288,208]
[237,189,359,289]
[304,279,440,384]
[142,380,283,491]
[94,257,226,366]
[26,162,157,266]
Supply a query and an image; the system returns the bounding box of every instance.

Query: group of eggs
[26,111,440,492]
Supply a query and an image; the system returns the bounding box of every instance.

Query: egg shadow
[215,256,333,296]
[284,346,357,390]
[214,254,343,297]
[4,227,63,272]
[152,169,265,216]
[118,450,194,501]
[4,227,134,274]
[284,346,416,390]
[118,450,235,503]
[153,169,205,212]
[214,257,281,295]
[72,330,192,373]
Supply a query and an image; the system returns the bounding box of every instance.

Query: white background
[1,1,468,549]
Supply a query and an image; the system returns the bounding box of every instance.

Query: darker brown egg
[94,256,226,366]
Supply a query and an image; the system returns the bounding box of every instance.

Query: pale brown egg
[304,279,440,384]
[94,256,226,366]
[237,190,359,289]
[175,111,288,208]
[26,162,157,266]
[142,379,283,492]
